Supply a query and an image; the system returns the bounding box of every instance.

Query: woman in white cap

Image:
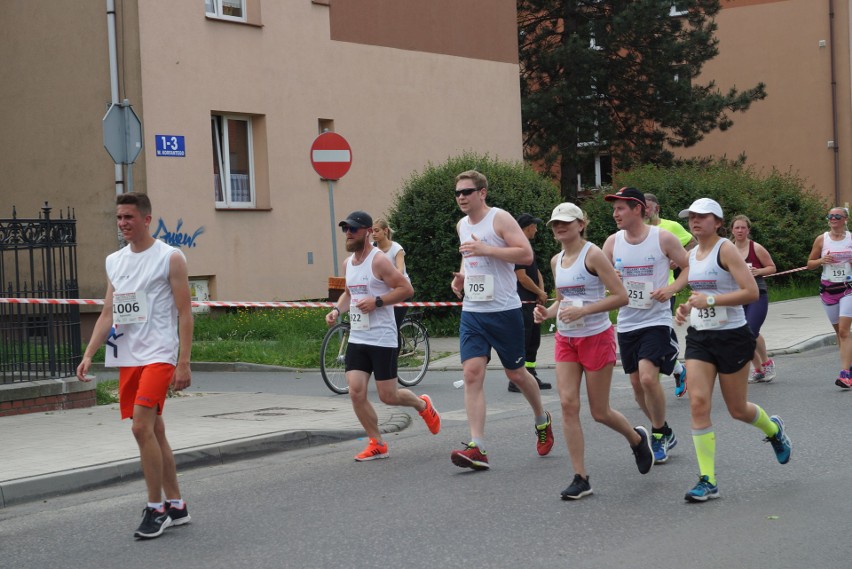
[674,198,792,502]
[534,202,654,500]
[805,206,852,389]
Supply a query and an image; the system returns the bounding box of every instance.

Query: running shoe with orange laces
[536,411,554,456]
[450,443,490,470]
[418,394,441,434]
[354,438,389,462]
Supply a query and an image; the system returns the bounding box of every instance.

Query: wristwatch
[706,295,716,307]
[374,296,384,307]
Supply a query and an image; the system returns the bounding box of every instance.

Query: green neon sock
[751,404,779,437]
[692,429,716,486]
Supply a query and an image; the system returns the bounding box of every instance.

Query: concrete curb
[0,413,411,508]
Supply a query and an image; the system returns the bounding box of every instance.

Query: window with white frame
[205,0,245,21]
[577,153,612,191]
[211,115,255,208]
[670,3,687,16]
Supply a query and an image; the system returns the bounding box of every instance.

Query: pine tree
[519,0,766,199]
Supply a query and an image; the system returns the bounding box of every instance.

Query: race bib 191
[823,262,850,283]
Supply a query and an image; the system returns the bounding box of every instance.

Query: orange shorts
[118,363,175,420]
[554,326,616,371]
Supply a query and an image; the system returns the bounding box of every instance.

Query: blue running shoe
[651,434,668,464]
[651,431,677,464]
[765,415,791,464]
[674,367,687,398]
[684,475,719,503]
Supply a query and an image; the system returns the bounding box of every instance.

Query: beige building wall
[1,1,522,306]
[677,0,852,207]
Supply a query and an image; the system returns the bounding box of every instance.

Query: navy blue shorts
[459,309,526,370]
[617,325,679,376]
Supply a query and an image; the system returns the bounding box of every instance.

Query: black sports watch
[374,296,384,307]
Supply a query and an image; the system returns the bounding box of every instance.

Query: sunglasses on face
[454,187,481,197]
[827,214,847,220]
[340,225,362,234]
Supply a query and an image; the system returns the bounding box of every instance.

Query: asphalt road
[2,346,850,569]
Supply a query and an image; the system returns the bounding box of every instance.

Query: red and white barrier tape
[0,265,813,309]
[0,298,464,308]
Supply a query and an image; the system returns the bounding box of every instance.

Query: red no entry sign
[310,132,352,180]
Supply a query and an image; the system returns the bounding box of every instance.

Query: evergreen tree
[519,0,766,199]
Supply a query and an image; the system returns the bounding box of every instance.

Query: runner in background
[644,192,692,397]
[730,215,777,383]
[806,206,852,388]
[510,213,552,393]
[372,218,410,330]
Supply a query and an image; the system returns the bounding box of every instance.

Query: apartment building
[679,0,851,206]
[0,0,522,310]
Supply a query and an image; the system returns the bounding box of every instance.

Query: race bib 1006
[112,291,149,325]
[557,299,585,332]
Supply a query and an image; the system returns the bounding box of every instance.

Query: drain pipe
[107,0,124,196]
[829,0,840,205]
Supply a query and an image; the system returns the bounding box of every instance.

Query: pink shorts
[118,363,175,420]
[554,326,616,371]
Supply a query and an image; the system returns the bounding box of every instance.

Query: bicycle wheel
[320,322,350,394]
[397,319,430,387]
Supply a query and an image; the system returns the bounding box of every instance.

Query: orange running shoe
[536,411,554,456]
[418,394,441,434]
[354,438,389,462]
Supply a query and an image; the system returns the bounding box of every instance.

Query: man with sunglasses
[325,211,441,462]
[449,170,554,471]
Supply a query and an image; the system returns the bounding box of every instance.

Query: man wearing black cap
[510,213,552,392]
[325,210,442,462]
[602,188,690,466]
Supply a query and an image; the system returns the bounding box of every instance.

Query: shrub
[580,162,828,286]
[387,153,562,306]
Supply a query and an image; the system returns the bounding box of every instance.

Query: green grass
[80,281,816,367]
[96,380,119,405]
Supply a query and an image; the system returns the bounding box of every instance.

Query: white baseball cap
[547,202,585,225]
[678,198,724,219]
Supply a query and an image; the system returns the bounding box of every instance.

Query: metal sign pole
[328,179,338,277]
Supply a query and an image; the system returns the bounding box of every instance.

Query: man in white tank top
[325,211,441,463]
[76,192,193,539]
[602,187,690,466]
[448,170,554,471]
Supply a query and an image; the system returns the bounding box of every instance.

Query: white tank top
[613,226,672,332]
[820,231,852,283]
[687,238,747,330]
[345,247,397,347]
[379,241,408,279]
[554,242,611,338]
[105,239,183,367]
[458,207,522,313]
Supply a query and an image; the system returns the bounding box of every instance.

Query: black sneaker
[535,377,552,390]
[508,381,521,393]
[134,507,172,539]
[561,474,593,500]
[167,502,191,527]
[631,426,654,475]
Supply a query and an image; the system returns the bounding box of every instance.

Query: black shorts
[685,324,756,375]
[345,342,398,381]
[617,325,679,375]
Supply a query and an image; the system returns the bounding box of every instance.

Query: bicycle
[319,309,431,395]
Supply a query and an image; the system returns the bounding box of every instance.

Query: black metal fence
[0,204,81,383]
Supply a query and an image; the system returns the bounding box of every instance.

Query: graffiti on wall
[152,217,205,248]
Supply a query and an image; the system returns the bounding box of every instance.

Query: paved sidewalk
[0,296,835,508]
